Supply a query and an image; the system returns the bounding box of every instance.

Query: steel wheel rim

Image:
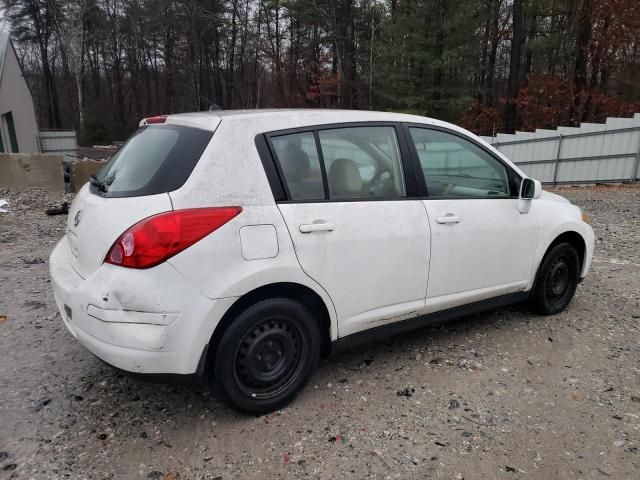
[233,316,305,400]
[547,255,571,304]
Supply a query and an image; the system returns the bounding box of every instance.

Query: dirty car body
[50,109,595,413]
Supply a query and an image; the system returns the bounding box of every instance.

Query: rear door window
[270,126,406,201]
[318,126,405,200]
[93,125,213,197]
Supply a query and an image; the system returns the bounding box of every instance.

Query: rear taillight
[105,207,242,269]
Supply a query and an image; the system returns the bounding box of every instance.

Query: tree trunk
[570,0,592,125]
[30,0,61,128]
[431,1,447,118]
[164,27,175,113]
[369,20,375,109]
[41,48,61,128]
[524,14,537,77]
[338,0,354,108]
[254,2,263,108]
[485,0,500,106]
[75,68,84,133]
[227,0,239,108]
[478,9,492,103]
[504,0,523,133]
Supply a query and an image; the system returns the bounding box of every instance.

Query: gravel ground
[0,185,639,480]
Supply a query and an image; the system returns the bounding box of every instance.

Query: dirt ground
[0,185,639,480]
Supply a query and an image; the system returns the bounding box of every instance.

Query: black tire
[214,298,321,414]
[529,242,580,315]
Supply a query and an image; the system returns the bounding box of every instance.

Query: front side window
[409,128,511,198]
[271,126,406,201]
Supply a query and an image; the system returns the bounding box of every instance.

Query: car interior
[274,127,406,200]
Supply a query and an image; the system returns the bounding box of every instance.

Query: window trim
[313,130,331,199]
[402,123,522,199]
[255,134,287,201]
[256,122,420,203]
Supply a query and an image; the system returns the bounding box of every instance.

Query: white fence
[480,113,640,184]
[38,130,77,161]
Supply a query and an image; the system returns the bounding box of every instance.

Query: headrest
[328,158,362,197]
[281,144,310,182]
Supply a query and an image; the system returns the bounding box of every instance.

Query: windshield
[93,124,213,197]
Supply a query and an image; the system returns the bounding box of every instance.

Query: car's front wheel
[214,298,321,414]
[530,242,580,315]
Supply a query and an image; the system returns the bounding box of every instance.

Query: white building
[0,31,40,153]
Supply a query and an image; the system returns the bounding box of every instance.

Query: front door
[406,126,539,312]
[270,125,431,337]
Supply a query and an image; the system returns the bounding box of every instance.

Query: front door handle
[436,213,461,224]
[299,222,335,233]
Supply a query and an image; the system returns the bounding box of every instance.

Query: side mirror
[520,178,542,200]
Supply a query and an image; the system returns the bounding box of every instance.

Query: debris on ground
[21,257,45,265]
[45,201,69,216]
[397,387,415,397]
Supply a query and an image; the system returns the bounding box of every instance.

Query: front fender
[526,204,595,291]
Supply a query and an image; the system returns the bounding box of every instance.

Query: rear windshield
[92,124,213,197]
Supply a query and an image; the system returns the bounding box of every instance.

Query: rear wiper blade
[89,174,108,192]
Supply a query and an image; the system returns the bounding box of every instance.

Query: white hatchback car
[50,109,594,413]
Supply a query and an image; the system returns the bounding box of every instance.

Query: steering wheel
[368,166,395,197]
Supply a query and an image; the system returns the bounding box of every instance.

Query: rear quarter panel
[167,120,339,340]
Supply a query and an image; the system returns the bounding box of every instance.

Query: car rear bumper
[50,236,236,375]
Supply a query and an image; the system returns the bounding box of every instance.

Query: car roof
[167,108,448,130]
[172,108,425,119]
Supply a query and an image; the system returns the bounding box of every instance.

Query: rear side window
[270,126,406,201]
[93,125,213,197]
[271,132,325,200]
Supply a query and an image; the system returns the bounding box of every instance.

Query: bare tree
[50,0,88,131]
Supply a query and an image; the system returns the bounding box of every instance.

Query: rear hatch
[66,122,214,278]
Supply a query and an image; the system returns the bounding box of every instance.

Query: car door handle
[299,222,335,233]
[436,214,461,224]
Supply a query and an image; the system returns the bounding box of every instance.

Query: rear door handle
[436,213,461,224]
[299,222,335,233]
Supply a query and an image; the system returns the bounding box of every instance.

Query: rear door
[405,125,538,311]
[66,123,213,278]
[266,124,431,337]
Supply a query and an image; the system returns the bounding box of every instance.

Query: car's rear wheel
[529,242,580,315]
[214,298,321,414]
